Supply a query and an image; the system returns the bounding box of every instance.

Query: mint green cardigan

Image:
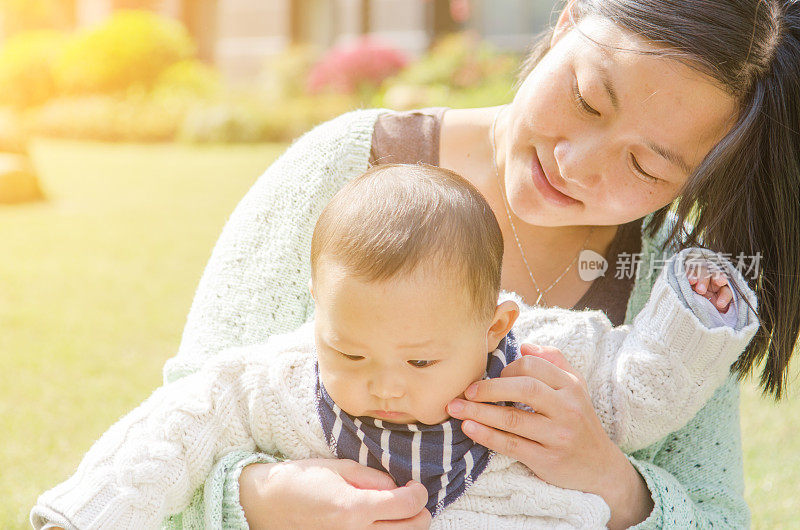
[162,109,749,529]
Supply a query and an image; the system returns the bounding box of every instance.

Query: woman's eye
[408,360,436,368]
[572,78,600,117]
[629,153,659,183]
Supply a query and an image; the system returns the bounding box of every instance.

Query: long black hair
[521,0,800,399]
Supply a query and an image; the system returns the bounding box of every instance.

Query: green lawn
[2,140,798,528]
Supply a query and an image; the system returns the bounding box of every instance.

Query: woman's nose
[553,140,603,190]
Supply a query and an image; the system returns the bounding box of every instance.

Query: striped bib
[315,332,519,517]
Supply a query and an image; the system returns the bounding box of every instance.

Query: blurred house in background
[11,0,557,81]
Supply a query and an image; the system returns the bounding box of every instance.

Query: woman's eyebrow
[645,139,693,174]
[597,63,620,110]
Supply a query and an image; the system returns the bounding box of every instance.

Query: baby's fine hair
[310,163,504,322]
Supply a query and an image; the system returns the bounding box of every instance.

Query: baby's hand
[686,259,733,312]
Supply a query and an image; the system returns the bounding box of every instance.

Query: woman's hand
[446,344,653,529]
[239,458,431,529]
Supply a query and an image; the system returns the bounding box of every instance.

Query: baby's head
[309,163,519,425]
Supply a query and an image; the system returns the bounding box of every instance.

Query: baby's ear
[487,300,520,349]
[551,0,578,47]
[308,278,315,300]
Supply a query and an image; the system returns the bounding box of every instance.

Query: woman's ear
[486,300,520,351]
[551,0,578,47]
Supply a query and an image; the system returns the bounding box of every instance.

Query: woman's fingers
[512,344,584,382]
[448,399,551,441]
[335,459,398,490]
[373,507,432,529]
[500,350,572,388]
[458,418,545,464]
[357,480,429,522]
[520,343,570,369]
[458,375,559,416]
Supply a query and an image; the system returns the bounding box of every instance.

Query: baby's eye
[337,350,364,361]
[408,360,437,368]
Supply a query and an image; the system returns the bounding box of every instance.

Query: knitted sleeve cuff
[203,450,285,529]
[29,505,78,530]
[608,248,759,452]
[626,456,689,529]
[664,247,756,331]
[630,252,759,386]
[626,453,749,529]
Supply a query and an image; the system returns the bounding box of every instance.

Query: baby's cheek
[409,388,451,424]
[325,380,360,416]
[422,403,453,425]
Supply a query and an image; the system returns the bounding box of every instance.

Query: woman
[162,0,800,528]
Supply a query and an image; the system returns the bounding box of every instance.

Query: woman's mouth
[531,152,579,206]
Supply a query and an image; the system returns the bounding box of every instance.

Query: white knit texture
[32,260,758,529]
[505,251,759,453]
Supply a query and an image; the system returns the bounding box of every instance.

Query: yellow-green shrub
[151,60,223,104]
[179,93,357,143]
[377,32,519,110]
[54,10,195,95]
[0,107,27,152]
[27,94,184,142]
[0,31,68,108]
[260,45,320,100]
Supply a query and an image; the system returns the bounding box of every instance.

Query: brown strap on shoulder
[369,108,449,166]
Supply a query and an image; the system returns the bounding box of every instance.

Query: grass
[2,140,798,528]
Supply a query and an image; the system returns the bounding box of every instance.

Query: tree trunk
[180,0,218,64]
[290,0,308,45]
[360,0,371,35]
[429,0,459,43]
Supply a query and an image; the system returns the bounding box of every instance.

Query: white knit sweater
[31,252,758,530]
[142,109,754,528]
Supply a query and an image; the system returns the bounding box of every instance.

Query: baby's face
[312,260,503,425]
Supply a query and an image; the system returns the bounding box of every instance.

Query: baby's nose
[369,375,404,399]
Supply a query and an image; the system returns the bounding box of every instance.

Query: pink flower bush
[307,38,408,94]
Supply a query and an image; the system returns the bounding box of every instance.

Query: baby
[32,164,759,529]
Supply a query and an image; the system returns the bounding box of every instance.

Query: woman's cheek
[593,180,657,224]
[623,186,680,221]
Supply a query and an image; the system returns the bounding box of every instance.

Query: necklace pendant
[491,105,592,312]
[534,291,545,306]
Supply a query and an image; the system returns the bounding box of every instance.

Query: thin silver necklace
[490,106,594,307]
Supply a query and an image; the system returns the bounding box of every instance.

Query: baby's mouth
[368,409,408,421]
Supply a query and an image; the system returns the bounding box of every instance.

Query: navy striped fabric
[315,332,519,517]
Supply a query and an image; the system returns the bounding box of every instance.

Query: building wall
[214,0,430,81]
[68,0,557,82]
[75,0,112,26]
[474,0,557,51]
[366,0,429,56]
[214,0,289,80]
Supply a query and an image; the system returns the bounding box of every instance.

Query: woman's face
[502,15,739,227]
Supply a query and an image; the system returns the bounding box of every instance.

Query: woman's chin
[509,193,584,227]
